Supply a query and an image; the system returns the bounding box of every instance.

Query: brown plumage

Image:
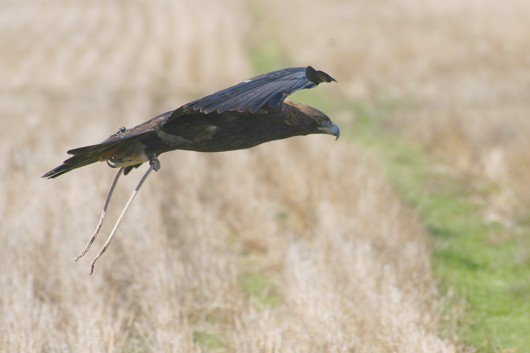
[43,66,338,178]
[43,66,339,273]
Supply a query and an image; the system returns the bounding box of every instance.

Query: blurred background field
[1,0,529,352]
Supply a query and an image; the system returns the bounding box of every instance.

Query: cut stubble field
[262,0,530,350]
[0,0,454,352]
[5,0,529,351]
[0,3,455,353]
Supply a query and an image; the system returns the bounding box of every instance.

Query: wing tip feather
[306,66,337,84]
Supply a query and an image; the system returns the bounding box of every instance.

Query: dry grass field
[266,0,530,222]
[2,0,528,352]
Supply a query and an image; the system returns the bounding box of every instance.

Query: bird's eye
[317,117,328,125]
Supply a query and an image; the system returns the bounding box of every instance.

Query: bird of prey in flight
[43,66,339,274]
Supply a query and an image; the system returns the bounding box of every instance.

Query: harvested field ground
[1,0,528,352]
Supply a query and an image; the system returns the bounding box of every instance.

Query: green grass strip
[245,9,529,349]
[346,98,530,352]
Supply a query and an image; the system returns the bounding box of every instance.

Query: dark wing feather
[181,66,336,114]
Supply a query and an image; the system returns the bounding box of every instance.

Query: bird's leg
[149,155,161,171]
[89,157,160,274]
[75,168,124,261]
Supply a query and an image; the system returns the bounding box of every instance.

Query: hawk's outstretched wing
[181,66,336,114]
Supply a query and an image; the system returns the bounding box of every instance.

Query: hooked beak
[319,121,340,140]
